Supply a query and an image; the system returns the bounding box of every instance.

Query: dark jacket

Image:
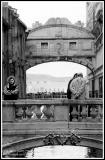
[67,79,73,99]
[3,83,19,100]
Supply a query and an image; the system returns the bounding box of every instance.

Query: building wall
[86,2,94,31]
[2,2,27,99]
[86,2,103,98]
[26,18,96,99]
[26,18,95,74]
[26,39,94,57]
[2,3,9,90]
[26,22,95,58]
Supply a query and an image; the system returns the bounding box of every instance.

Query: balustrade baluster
[15,105,24,120]
[96,104,103,122]
[86,104,91,122]
[34,105,42,120]
[81,105,87,122]
[41,105,47,120]
[78,105,82,122]
[71,105,78,122]
[42,105,54,121]
[30,105,37,120]
[22,106,27,120]
[90,105,98,122]
[25,105,33,119]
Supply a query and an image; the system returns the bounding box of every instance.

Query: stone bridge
[2,98,103,155]
[25,18,95,74]
[3,133,102,157]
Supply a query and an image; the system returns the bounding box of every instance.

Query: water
[5,145,103,159]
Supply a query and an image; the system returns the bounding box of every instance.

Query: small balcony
[89,90,103,98]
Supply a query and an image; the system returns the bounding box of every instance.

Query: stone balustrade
[2,98,103,122]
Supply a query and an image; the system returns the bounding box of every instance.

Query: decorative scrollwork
[43,132,81,146]
[43,133,55,145]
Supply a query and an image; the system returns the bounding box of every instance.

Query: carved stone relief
[55,40,64,55]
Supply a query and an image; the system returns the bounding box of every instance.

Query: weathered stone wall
[25,21,95,73]
[26,39,94,58]
[2,2,27,99]
[86,2,103,97]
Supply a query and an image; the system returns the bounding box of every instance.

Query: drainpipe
[92,70,95,98]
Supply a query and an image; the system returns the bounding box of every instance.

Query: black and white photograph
[1,1,104,159]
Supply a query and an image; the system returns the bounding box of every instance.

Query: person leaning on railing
[67,73,87,121]
[3,75,19,100]
[67,73,78,99]
[70,73,87,100]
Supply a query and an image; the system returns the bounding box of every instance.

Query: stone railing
[2,98,103,122]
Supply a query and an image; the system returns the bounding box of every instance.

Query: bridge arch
[25,57,95,75]
[3,134,103,157]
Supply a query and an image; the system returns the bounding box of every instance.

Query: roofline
[29,24,94,38]
[17,18,27,29]
[27,37,95,40]
[2,2,27,29]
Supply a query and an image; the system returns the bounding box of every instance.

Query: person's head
[78,73,83,78]
[73,73,78,79]
[9,78,15,85]
[7,76,15,85]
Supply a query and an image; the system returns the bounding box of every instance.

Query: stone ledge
[3,122,103,130]
[2,98,103,105]
[3,130,103,135]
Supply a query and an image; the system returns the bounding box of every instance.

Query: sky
[7,1,87,77]
[26,62,87,77]
[8,1,86,28]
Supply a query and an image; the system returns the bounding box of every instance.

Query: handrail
[2,98,103,105]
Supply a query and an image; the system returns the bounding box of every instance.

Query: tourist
[67,73,87,121]
[70,73,86,99]
[67,73,78,99]
[3,75,19,100]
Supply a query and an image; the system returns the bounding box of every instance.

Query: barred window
[41,42,48,49]
[69,42,76,50]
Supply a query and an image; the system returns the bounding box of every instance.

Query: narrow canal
[4,145,103,159]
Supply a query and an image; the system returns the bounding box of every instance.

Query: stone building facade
[2,2,27,98]
[86,2,103,98]
[26,18,95,71]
